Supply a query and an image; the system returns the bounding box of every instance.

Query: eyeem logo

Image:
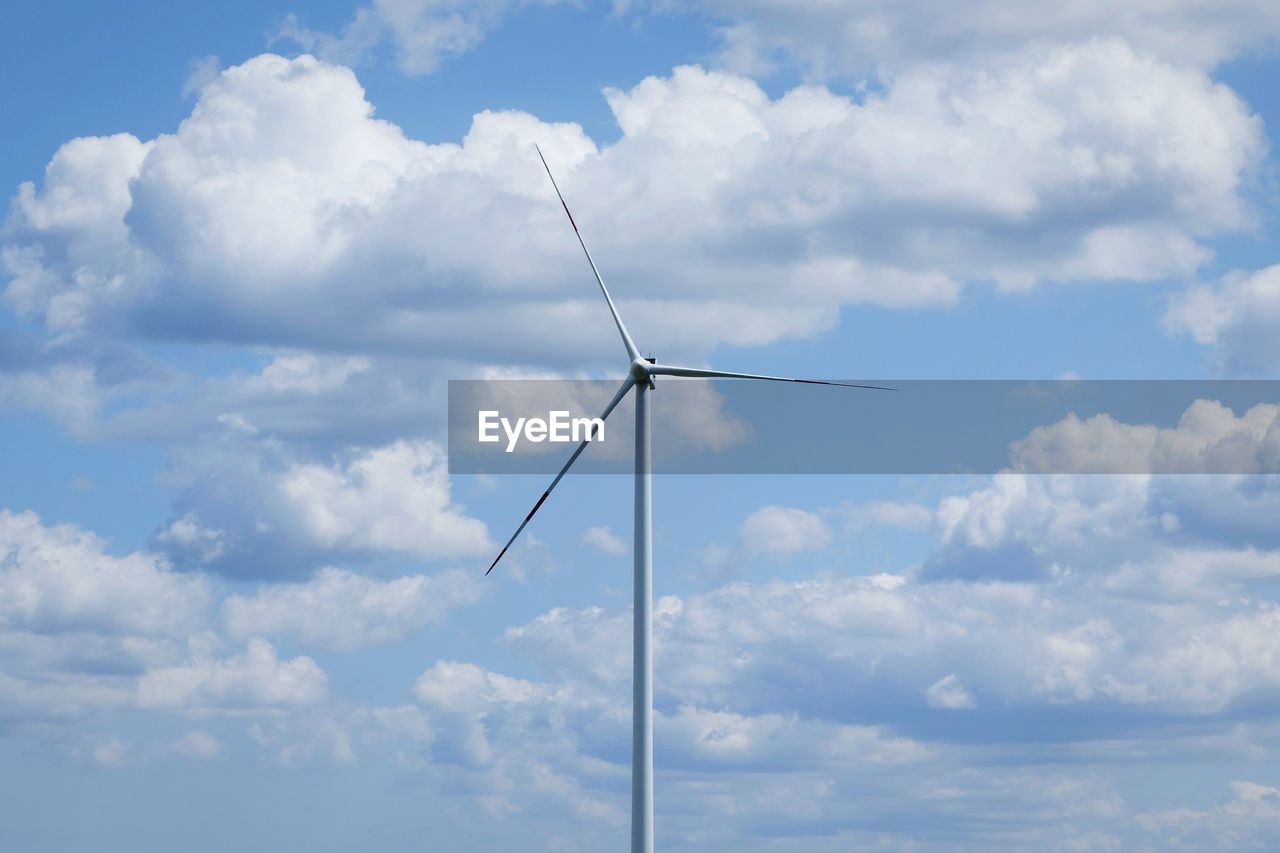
[478,410,606,453]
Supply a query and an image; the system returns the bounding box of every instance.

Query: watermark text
[478,410,606,452]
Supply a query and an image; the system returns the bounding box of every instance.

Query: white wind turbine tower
[486,146,892,853]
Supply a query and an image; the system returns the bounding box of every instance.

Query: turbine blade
[648,363,895,391]
[535,145,641,362]
[485,376,637,576]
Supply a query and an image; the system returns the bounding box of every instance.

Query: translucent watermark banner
[447,380,1280,475]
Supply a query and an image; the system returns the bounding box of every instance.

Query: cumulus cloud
[411,659,629,824]
[663,704,931,767]
[2,50,1261,368]
[136,638,327,711]
[425,532,1280,845]
[279,440,488,555]
[221,566,487,650]
[1166,264,1280,376]
[155,513,228,565]
[927,473,1159,580]
[2,132,154,330]
[0,512,342,731]
[501,460,1280,729]
[511,564,1280,720]
[157,436,491,576]
[1011,399,1280,474]
[411,657,928,824]
[12,474,1280,845]
[0,510,209,638]
[967,401,1280,560]
[1149,475,1280,550]
[413,659,544,713]
[739,505,832,555]
[926,469,1280,594]
[4,17,1280,846]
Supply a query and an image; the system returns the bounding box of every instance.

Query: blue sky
[4,1,1280,849]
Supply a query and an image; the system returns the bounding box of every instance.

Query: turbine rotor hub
[630,357,656,387]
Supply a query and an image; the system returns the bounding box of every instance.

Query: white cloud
[3,20,1280,845]
[280,440,489,555]
[221,566,486,650]
[1137,779,1280,848]
[0,510,210,638]
[155,513,228,565]
[739,505,832,555]
[953,401,1280,564]
[685,0,1280,74]
[580,525,627,556]
[3,50,1261,365]
[1225,780,1280,820]
[1011,399,1280,474]
[278,0,564,75]
[0,333,175,438]
[1149,475,1280,549]
[424,532,1280,844]
[12,481,1280,844]
[664,704,930,766]
[2,133,154,331]
[136,638,327,711]
[508,555,1280,716]
[244,352,372,395]
[281,1,1280,80]
[411,657,930,824]
[414,660,544,713]
[931,473,1158,575]
[0,668,133,721]
[0,512,347,735]
[0,363,102,435]
[924,468,1280,596]
[1166,264,1280,376]
[158,437,491,574]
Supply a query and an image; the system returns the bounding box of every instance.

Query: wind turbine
[485,146,891,853]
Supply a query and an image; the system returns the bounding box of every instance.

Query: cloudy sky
[3,1,1280,849]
